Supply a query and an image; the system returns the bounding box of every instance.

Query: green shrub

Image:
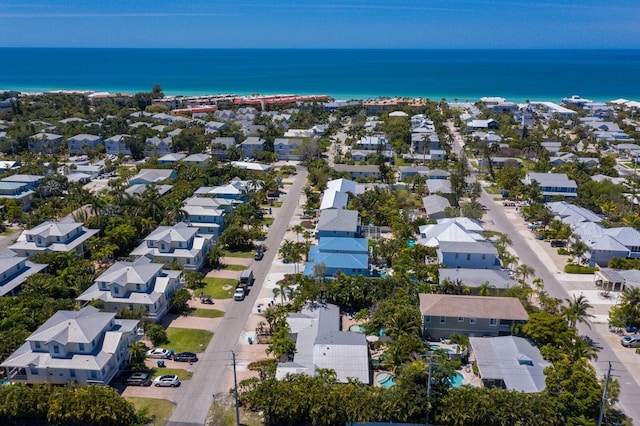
[557,248,570,255]
[564,264,599,274]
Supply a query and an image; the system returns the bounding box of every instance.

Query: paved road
[167,166,308,426]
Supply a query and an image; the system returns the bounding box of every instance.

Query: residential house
[131,222,212,271]
[194,181,248,201]
[418,219,485,247]
[183,196,236,213]
[0,161,21,173]
[276,303,370,384]
[182,153,211,167]
[426,179,453,196]
[411,132,440,154]
[1,174,45,191]
[104,134,132,156]
[398,165,430,181]
[204,121,229,134]
[319,189,349,211]
[437,241,501,269]
[10,219,99,258]
[438,268,518,295]
[129,169,176,185]
[326,178,359,194]
[144,136,172,156]
[424,169,450,180]
[124,184,173,198]
[304,237,369,278]
[422,195,451,220]
[210,137,236,159]
[333,164,381,180]
[29,132,63,153]
[467,119,499,130]
[419,294,528,340]
[545,201,602,226]
[77,257,182,321]
[0,251,47,296]
[316,209,361,238]
[229,161,271,174]
[239,137,266,158]
[477,157,523,168]
[182,204,226,236]
[469,336,550,393]
[0,306,139,386]
[274,138,303,160]
[595,268,640,292]
[356,136,388,150]
[158,153,186,166]
[523,172,577,201]
[67,134,102,155]
[0,182,35,211]
[572,222,640,266]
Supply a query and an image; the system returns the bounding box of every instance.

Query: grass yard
[126,397,174,426]
[165,328,213,353]
[202,277,237,299]
[223,249,255,258]
[221,264,246,271]
[150,368,194,381]
[262,217,275,226]
[208,400,264,426]
[190,308,225,318]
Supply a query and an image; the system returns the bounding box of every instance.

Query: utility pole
[232,351,240,426]
[597,361,612,426]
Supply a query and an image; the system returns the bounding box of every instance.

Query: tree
[562,294,594,329]
[145,323,168,346]
[515,263,535,282]
[128,341,147,364]
[184,271,204,290]
[477,281,496,296]
[170,289,191,315]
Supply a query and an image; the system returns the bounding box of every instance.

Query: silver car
[154,374,181,387]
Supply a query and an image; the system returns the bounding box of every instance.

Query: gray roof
[426,179,452,194]
[439,241,498,255]
[526,172,577,189]
[469,336,550,393]
[438,268,517,290]
[422,195,451,214]
[333,164,381,173]
[316,209,359,233]
[27,306,113,345]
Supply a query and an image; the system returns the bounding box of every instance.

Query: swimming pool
[429,344,453,354]
[449,372,464,388]
[349,325,365,333]
[376,372,396,388]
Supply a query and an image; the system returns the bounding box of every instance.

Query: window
[489,318,498,326]
[458,317,464,323]
[53,345,60,354]
[70,369,76,378]
[455,253,459,259]
[35,342,41,349]
[424,315,431,323]
[30,368,38,375]
[466,253,471,261]
[469,318,477,325]
[114,287,119,294]
[482,254,486,260]
[89,370,97,379]
[440,316,446,324]
[136,284,141,291]
[79,343,85,351]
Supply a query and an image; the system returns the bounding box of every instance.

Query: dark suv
[550,240,567,248]
[173,352,198,362]
[125,372,151,386]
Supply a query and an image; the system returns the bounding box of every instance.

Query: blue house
[304,237,369,277]
[437,241,501,270]
[316,209,361,238]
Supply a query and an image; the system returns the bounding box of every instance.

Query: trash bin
[248,337,253,345]
[157,360,165,368]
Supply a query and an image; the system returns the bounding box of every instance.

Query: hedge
[564,264,599,274]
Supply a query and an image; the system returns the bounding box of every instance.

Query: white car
[154,374,181,387]
[146,348,170,359]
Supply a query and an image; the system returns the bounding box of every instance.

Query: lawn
[201,277,237,299]
[150,368,194,381]
[126,397,174,426]
[223,249,255,258]
[262,217,275,226]
[165,328,213,353]
[190,308,225,318]
[208,400,264,426]
[394,157,411,167]
[221,264,246,271]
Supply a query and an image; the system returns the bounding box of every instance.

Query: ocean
[1,48,639,102]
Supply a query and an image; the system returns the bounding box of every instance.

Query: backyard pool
[429,344,454,354]
[376,372,396,388]
[449,372,464,388]
[349,325,365,333]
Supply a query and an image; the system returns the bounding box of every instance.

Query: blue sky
[2,0,638,48]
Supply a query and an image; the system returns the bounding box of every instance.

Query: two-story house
[419,294,529,340]
[67,134,102,155]
[304,236,369,278]
[9,219,99,258]
[239,137,266,159]
[437,241,501,269]
[333,164,381,180]
[131,222,212,271]
[182,204,226,236]
[182,153,211,167]
[0,181,35,211]
[77,257,182,321]
[144,136,172,156]
[29,132,63,154]
[0,251,47,296]
[104,134,132,156]
[1,174,45,191]
[1,306,139,386]
[129,169,177,185]
[158,153,186,166]
[316,209,361,238]
[274,138,302,160]
[523,172,577,202]
[210,137,236,159]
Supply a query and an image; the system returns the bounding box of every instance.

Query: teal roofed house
[0,182,35,211]
[304,236,369,277]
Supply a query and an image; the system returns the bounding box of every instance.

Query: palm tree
[292,224,305,242]
[515,264,535,282]
[128,341,147,365]
[562,294,594,329]
[620,287,640,325]
[477,281,496,296]
[494,233,512,258]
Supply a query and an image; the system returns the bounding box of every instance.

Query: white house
[131,222,212,271]
[28,132,63,154]
[77,257,182,321]
[9,219,99,258]
[104,134,132,156]
[1,306,139,386]
[0,251,47,296]
[67,134,102,155]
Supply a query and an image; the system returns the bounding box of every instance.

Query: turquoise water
[1,49,639,102]
[429,344,453,354]
[376,372,396,388]
[449,372,464,388]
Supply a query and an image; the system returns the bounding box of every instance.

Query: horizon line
[2,46,640,51]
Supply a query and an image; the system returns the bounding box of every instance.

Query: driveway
[166,166,308,426]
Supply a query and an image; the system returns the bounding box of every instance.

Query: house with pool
[419,294,528,340]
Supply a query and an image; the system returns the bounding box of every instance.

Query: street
[166,166,308,426]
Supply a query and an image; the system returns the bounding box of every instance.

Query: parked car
[254,251,264,261]
[550,240,567,248]
[234,286,246,301]
[620,334,640,348]
[173,352,198,362]
[154,374,181,387]
[126,372,151,386]
[146,348,171,359]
